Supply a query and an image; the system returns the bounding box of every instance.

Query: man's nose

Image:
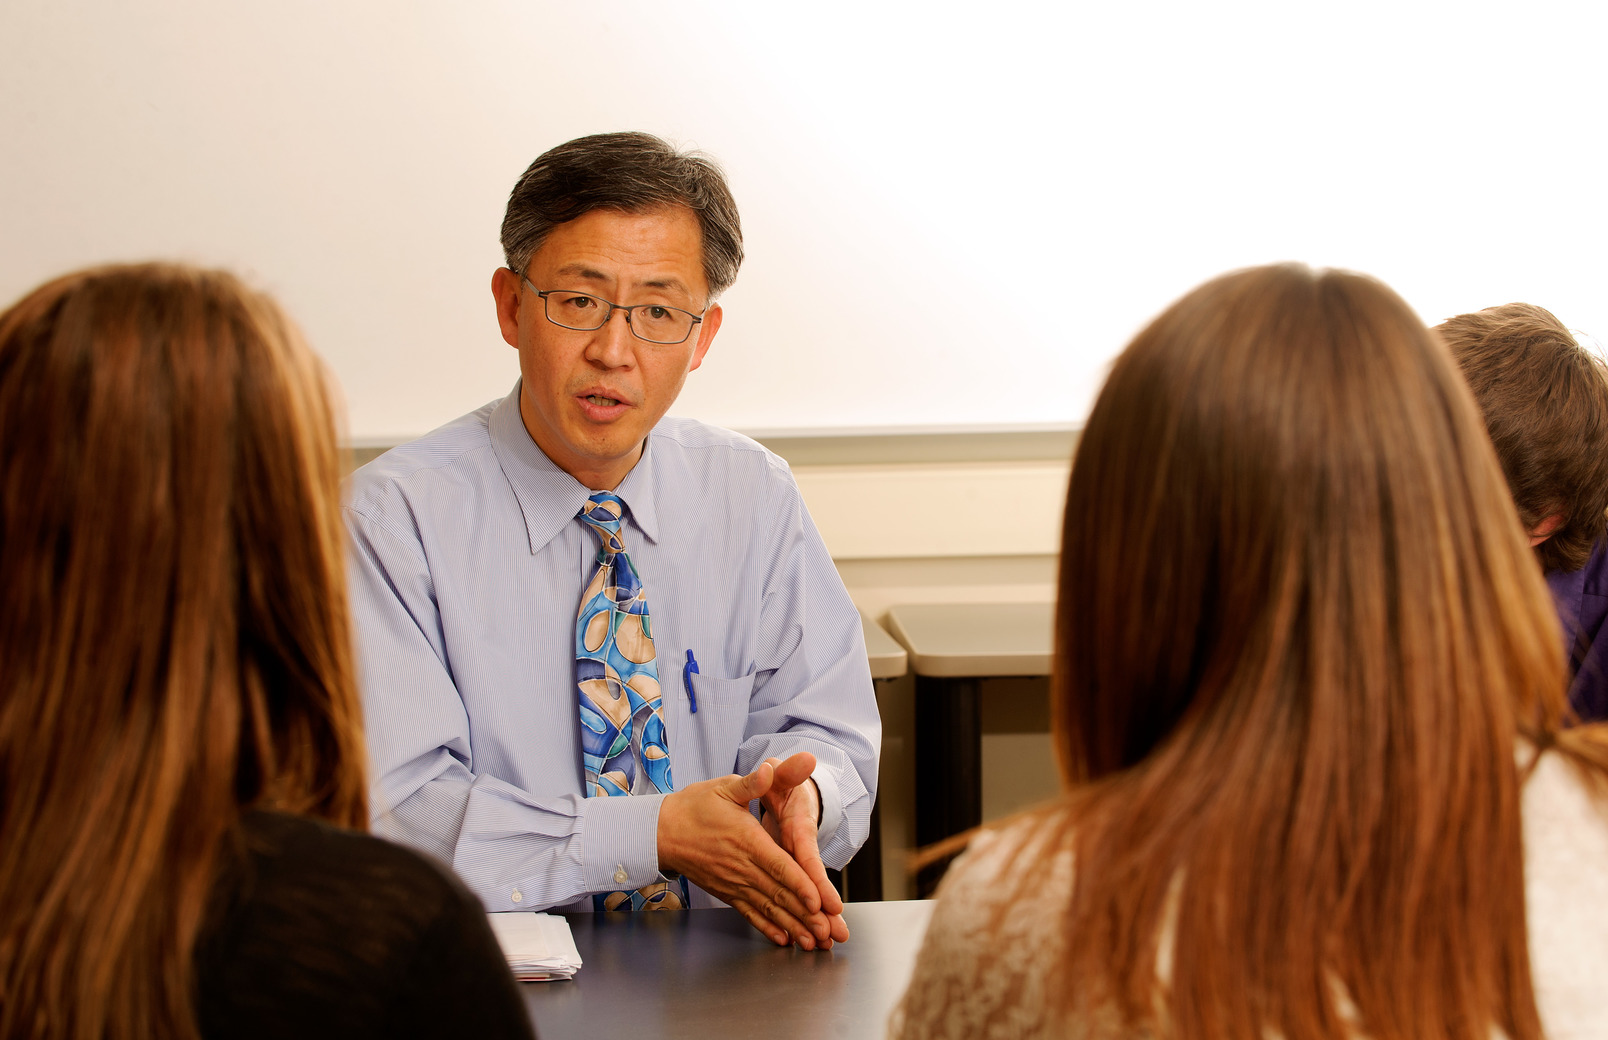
[586,307,637,367]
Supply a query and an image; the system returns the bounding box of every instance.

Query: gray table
[883,602,1054,893]
[523,900,935,1039]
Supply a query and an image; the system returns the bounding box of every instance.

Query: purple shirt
[1546,538,1608,723]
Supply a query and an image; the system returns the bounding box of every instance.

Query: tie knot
[577,492,628,556]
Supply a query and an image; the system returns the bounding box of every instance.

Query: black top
[193,810,537,1039]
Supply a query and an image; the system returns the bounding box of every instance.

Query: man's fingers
[758,753,812,821]
[801,853,844,918]
[786,815,843,916]
[752,869,817,927]
[770,751,816,790]
[730,899,789,946]
[726,760,775,804]
[716,835,824,933]
[761,837,825,921]
[730,895,825,950]
[655,766,841,948]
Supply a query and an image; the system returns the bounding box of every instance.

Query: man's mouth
[585,395,621,407]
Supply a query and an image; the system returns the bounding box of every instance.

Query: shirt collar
[488,383,662,554]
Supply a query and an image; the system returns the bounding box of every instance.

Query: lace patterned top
[888,749,1608,1040]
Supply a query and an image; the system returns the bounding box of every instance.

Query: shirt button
[613,866,628,885]
[511,889,523,903]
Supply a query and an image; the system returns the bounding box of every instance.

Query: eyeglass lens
[544,291,695,345]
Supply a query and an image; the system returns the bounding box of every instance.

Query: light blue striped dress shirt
[344,387,881,912]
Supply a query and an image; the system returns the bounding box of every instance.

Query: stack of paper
[486,912,583,981]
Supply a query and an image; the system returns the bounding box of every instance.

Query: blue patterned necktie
[575,491,689,911]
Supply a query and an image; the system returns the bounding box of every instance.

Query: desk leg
[914,675,980,897]
[843,797,884,901]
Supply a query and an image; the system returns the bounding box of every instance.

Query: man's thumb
[728,760,775,802]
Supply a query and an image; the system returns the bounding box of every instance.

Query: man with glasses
[344,132,879,950]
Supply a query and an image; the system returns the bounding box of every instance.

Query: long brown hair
[0,264,367,1039]
[1040,264,1608,1039]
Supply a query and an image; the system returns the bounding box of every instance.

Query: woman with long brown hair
[0,264,535,1038]
[890,264,1608,1039]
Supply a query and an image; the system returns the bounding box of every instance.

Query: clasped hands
[657,751,849,949]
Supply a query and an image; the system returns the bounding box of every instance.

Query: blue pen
[682,649,700,714]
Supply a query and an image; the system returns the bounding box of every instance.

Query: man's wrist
[809,769,845,846]
[585,790,667,892]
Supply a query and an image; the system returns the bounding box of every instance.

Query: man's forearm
[376,762,666,912]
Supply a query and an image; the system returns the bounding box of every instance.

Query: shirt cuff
[812,766,844,846]
[579,792,667,893]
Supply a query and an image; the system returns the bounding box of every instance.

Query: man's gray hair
[500,131,744,302]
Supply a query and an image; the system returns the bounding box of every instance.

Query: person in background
[1437,303,1608,722]
[344,132,880,948]
[0,264,536,1039]
[889,265,1608,1040]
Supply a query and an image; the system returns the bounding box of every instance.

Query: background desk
[846,611,908,902]
[883,602,1054,893]
[862,610,909,681]
[524,901,935,1039]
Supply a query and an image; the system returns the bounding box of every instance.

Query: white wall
[2,0,1604,444]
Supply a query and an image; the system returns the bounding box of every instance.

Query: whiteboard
[2,0,1603,443]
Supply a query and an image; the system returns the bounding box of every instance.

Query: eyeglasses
[516,272,705,345]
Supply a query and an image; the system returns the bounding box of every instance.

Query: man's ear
[1529,513,1565,547]
[688,303,722,373]
[491,268,523,349]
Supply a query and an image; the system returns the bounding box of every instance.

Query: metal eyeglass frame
[516,271,705,345]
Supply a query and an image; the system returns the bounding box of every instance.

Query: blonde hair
[0,263,367,1039]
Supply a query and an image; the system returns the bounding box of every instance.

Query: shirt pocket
[675,670,755,782]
